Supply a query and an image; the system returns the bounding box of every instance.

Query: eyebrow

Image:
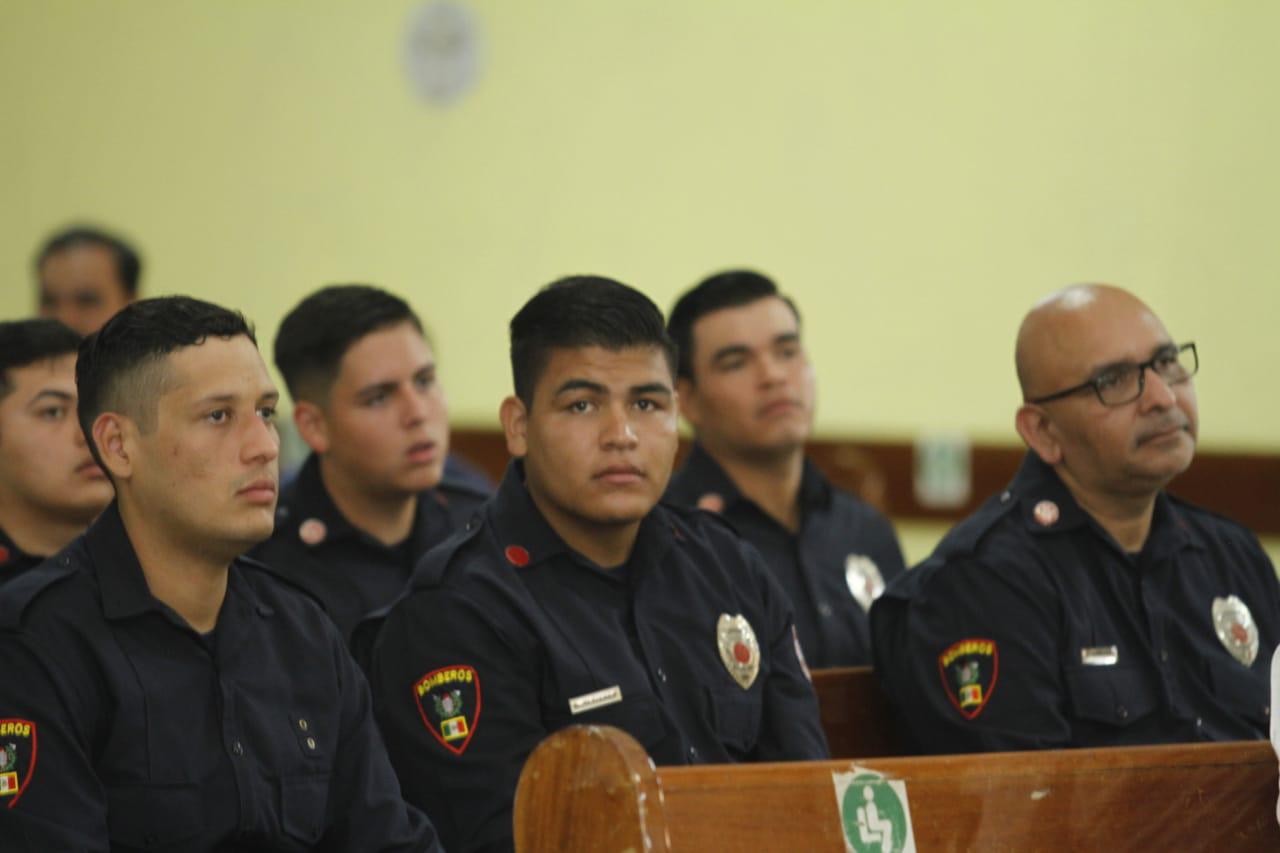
[28,389,74,406]
[551,379,673,398]
[710,332,800,365]
[355,363,436,398]
[194,390,280,407]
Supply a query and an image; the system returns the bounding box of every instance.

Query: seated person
[34,225,140,335]
[0,296,438,850]
[0,319,112,586]
[370,276,829,853]
[872,284,1279,752]
[252,284,488,643]
[665,270,905,667]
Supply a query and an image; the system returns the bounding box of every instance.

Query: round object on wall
[403,1,482,106]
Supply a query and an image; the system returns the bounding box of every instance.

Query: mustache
[1136,414,1191,444]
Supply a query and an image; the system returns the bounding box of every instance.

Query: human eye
[257,404,277,422]
[565,399,593,414]
[206,408,230,424]
[364,391,389,408]
[36,405,68,421]
[414,370,435,391]
[777,341,801,360]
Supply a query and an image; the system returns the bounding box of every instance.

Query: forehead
[40,243,121,288]
[536,345,672,394]
[1,354,77,409]
[1055,299,1173,376]
[335,322,432,382]
[691,296,798,349]
[160,335,273,401]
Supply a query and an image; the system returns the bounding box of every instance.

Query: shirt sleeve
[871,556,1071,753]
[371,582,546,853]
[0,635,108,851]
[322,634,443,853]
[742,542,831,761]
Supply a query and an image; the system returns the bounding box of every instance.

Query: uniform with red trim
[251,452,488,644]
[872,453,1280,753]
[666,442,906,668]
[370,461,829,853]
[0,503,440,851]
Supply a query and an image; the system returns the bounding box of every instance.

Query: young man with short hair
[34,225,141,335]
[371,276,828,853]
[0,296,438,850]
[0,319,112,586]
[252,284,488,643]
[666,270,905,668]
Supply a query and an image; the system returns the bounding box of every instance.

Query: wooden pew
[514,725,1280,852]
[812,666,907,758]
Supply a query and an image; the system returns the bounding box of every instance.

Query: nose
[601,404,639,450]
[1138,364,1178,411]
[402,384,435,428]
[243,412,281,464]
[758,352,787,387]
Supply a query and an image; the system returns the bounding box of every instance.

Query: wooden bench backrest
[812,665,906,758]
[514,725,1280,852]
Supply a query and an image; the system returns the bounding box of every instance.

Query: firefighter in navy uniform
[251,285,489,644]
[371,277,829,853]
[0,319,113,589]
[665,270,905,668]
[0,298,437,851]
[872,284,1280,754]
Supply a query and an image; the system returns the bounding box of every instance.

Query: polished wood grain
[515,726,1280,852]
[811,666,906,758]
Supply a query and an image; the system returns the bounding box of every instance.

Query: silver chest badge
[845,554,885,612]
[1212,595,1259,667]
[717,613,760,689]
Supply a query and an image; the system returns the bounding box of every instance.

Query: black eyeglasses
[1026,342,1198,407]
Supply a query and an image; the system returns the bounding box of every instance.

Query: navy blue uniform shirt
[872,452,1280,754]
[667,443,906,668]
[0,525,43,589]
[251,452,488,644]
[370,462,829,853]
[0,502,439,852]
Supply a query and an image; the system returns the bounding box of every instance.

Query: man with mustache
[252,285,488,644]
[0,297,438,850]
[872,285,1280,752]
[665,270,905,667]
[371,276,828,853]
[0,319,113,587]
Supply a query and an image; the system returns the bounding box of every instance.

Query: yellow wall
[4,2,1278,450]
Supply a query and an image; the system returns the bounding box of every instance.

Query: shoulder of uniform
[0,555,85,630]
[434,475,492,504]
[1164,492,1268,550]
[234,554,331,615]
[931,489,1025,561]
[659,498,745,541]
[407,515,493,591]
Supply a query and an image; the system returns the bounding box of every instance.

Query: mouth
[594,465,645,486]
[236,478,278,505]
[76,459,107,480]
[1137,421,1189,446]
[407,441,439,465]
[757,398,803,419]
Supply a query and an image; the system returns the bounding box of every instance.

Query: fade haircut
[509,275,677,407]
[666,269,800,381]
[76,296,256,468]
[0,319,82,402]
[36,225,143,296]
[274,284,425,404]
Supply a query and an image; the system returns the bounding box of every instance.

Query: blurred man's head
[667,270,814,461]
[78,296,279,558]
[36,225,141,335]
[502,276,679,532]
[275,285,447,499]
[1015,284,1199,502]
[0,319,112,533]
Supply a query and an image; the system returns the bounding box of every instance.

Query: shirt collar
[680,442,831,513]
[489,459,674,572]
[0,525,41,571]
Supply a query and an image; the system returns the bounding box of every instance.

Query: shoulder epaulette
[408,515,488,591]
[0,557,80,629]
[235,554,330,614]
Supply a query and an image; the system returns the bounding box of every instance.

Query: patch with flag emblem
[0,719,36,808]
[413,665,481,755]
[937,639,998,720]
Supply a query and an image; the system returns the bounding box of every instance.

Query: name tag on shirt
[1080,646,1119,666]
[569,686,623,715]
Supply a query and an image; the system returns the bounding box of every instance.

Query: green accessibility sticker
[832,768,916,853]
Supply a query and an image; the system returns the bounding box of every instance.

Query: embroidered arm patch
[0,718,37,807]
[413,666,480,755]
[937,639,998,720]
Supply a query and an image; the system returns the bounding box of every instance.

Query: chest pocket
[278,711,331,845]
[1064,666,1160,728]
[1209,663,1269,729]
[706,686,762,757]
[106,783,205,848]
[545,690,668,753]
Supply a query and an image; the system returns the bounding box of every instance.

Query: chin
[579,497,655,526]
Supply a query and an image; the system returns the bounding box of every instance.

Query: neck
[1056,468,1159,553]
[525,482,640,569]
[117,498,230,633]
[0,499,94,558]
[702,441,805,533]
[319,457,418,547]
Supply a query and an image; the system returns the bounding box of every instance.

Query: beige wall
[4,2,1278,452]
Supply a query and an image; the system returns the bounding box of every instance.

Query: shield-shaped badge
[413,665,481,755]
[1212,595,1259,667]
[845,554,885,612]
[0,718,37,808]
[717,613,760,690]
[937,638,998,720]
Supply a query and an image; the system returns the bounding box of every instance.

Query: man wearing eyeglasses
[871,284,1280,753]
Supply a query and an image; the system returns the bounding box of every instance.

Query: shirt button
[818,602,833,618]
[688,746,698,760]
[1116,705,1128,720]
[1195,717,1203,728]
[1265,706,1271,717]
[306,737,317,750]
[232,740,244,756]
[1160,649,1169,663]
[298,718,309,732]
[1000,491,1011,503]
[656,667,668,683]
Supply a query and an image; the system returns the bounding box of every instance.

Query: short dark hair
[666,269,800,380]
[274,285,425,403]
[0,319,82,402]
[36,225,143,296]
[76,296,256,468]
[509,275,677,406]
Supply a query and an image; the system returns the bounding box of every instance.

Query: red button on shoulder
[505,545,530,567]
